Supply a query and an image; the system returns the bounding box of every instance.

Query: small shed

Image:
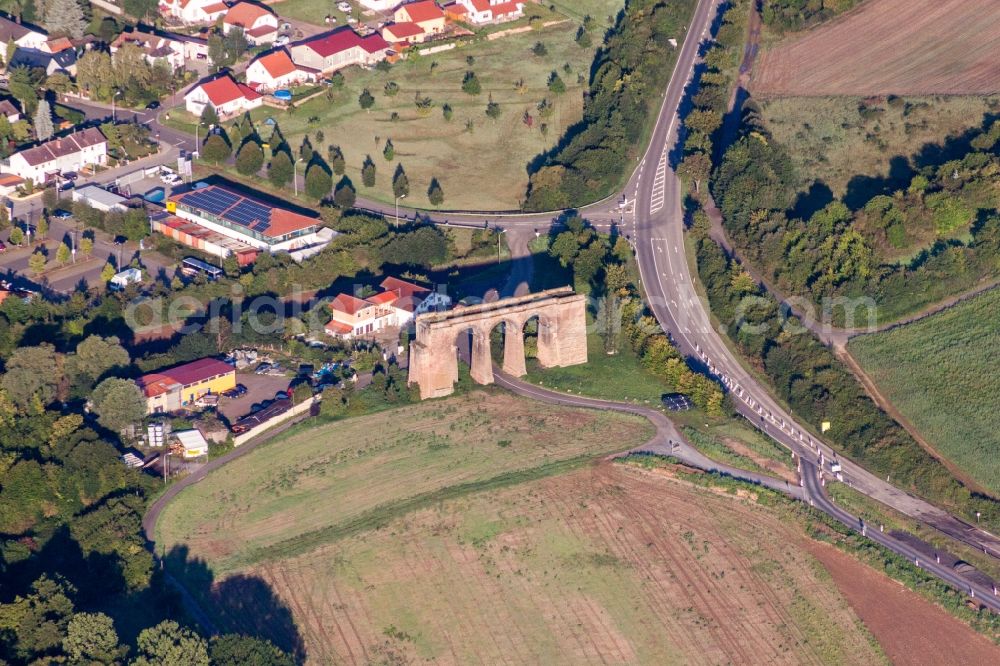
[72,184,129,212]
[174,429,209,459]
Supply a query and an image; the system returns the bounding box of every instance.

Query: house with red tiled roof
[452,0,523,24]
[381,21,426,44]
[383,1,446,44]
[246,49,317,91]
[223,1,279,45]
[184,73,263,119]
[289,27,391,74]
[395,1,445,32]
[136,357,236,413]
[325,277,451,339]
[159,0,229,23]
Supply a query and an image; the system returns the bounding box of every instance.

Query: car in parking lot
[52,209,73,220]
[275,390,289,401]
[61,172,78,181]
[146,100,160,110]
[222,383,247,398]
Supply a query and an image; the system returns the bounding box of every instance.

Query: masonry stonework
[408,287,588,400]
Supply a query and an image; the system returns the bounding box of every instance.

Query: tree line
[712,111,1000,324]
[689,209,1000,532]
[523,0,696,210]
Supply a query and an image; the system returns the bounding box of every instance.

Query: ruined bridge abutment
[407,287,588,400]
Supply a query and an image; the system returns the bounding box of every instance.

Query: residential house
[2,127,107,184]
[159,0,229,24]
[42,37,73,54]
[451,0,523,24]
[0,173,23,195]
[0,15,47,50]
[223,2,280,45]
[137,357,236,413]
[246,49,317,91]
[381,22,425,45]
[9,46,77,76]
[394,1,445,32]
[0,99,20,123]
[325,277,450,339]
[289,27,390,74]
[184,73,263,118]
[111,27,187,71]
[325,293,397,339]
[378,276,451,325]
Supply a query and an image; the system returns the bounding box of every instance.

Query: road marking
[649,148,668,213]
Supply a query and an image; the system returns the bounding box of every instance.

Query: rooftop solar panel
[222,199,272,229]
[182,188,240,216]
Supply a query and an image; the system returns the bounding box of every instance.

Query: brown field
[752,0,1000,97]
[202,464,887,665]
[807,541,1000,666]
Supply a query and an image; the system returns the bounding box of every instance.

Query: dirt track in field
[227,464,887,665]
[752,0,1000,96]
[807,541,1000,665]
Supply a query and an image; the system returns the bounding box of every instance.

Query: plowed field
[752,0,1000,96]
[208,464,886,664]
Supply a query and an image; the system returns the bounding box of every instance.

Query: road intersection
[69,0,997,609]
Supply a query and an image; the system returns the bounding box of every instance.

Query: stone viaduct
[408,287,588,400]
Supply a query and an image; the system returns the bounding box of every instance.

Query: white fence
[233,397,318,447]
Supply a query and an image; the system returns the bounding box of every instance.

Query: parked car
[146,100,160,110]
[255,363,272,374]
[61,171,78,181]
[52,209,72,220]
[58,181,74,192]
[274,390,289,401]
[274,35,289,46]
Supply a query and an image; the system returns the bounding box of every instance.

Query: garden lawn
[238,15,619,210]
[848,287,1000,494]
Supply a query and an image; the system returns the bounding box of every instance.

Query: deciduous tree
[91,377,146,435]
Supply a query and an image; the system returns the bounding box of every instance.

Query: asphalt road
[119,0,1000,610]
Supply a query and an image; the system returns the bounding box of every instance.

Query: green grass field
[759,96,1000,198]
[848,287,1000,494]
[240,8,619,210]
[156,390,652,574]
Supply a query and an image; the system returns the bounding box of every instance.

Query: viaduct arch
[408,287,588,400]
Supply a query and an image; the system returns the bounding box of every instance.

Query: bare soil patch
[807,541,1000,666]
[752,0,1000,96]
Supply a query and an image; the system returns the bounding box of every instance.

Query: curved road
[132,0,1000,611]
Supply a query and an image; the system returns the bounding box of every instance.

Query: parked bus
[180,257,224,281]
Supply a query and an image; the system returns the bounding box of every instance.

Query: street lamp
[395,193,406,226]
[111,90,122,122]
[293,158,304,196]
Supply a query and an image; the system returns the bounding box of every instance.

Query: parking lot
[217,371,292,423]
